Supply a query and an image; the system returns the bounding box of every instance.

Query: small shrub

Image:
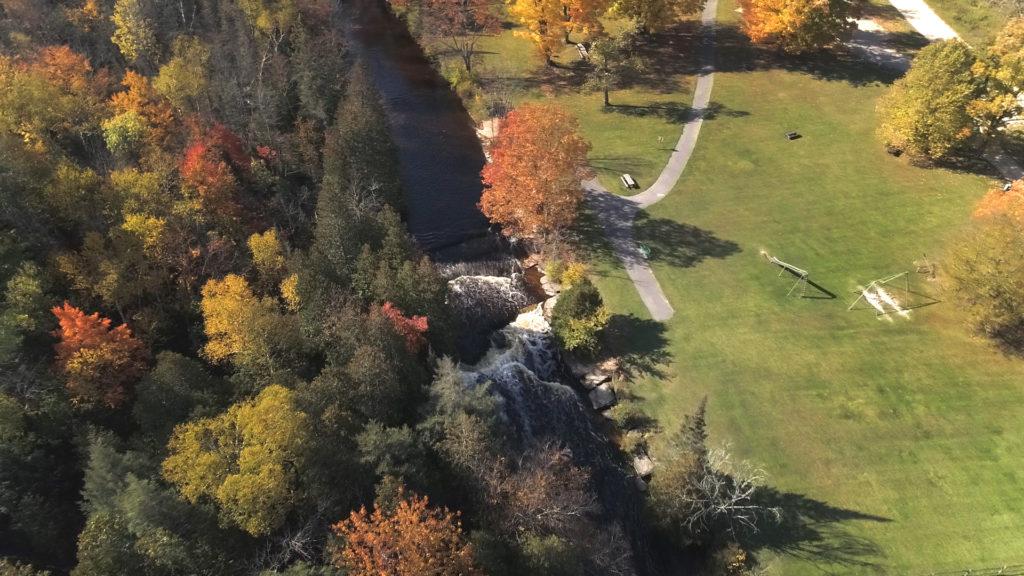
[544,258,565,282]
[559,262,587,287]
[551,278,609,356]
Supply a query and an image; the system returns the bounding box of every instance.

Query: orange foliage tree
[479,103,591,239]
[331,489,483,576]
[973,179,1024,224]
[740,0,857,53]
[51,302,147,409]
[380,302,429,353]
[109,70,176,147]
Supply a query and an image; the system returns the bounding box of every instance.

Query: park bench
[785,131,801,140]
[576,43,589,60]
[620,173,638,189]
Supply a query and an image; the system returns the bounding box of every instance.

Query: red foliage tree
[380,302,429,353]
[180,123,250,222]
[52,302,147,409]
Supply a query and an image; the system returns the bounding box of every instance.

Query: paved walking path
[584,0,718,321]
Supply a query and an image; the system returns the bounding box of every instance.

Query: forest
[0,0,725,574]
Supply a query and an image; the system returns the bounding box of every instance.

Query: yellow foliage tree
[200,274,299,377]
[612,0,704,33]
[509,0,569,62]
[248,229,287,287]
[163,384,311,535]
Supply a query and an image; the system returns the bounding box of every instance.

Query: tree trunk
[604,88,610,107]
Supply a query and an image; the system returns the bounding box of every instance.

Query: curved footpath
[584,0,719,321]
[592,0,1023,322]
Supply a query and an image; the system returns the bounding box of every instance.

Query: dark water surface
[346,0,492,259]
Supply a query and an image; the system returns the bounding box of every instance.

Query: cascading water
[460,306,649,573]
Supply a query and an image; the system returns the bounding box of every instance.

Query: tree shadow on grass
[741,487,891,571]
[601,100,751,124]
[603,314,672,379]
[634,213,741,268]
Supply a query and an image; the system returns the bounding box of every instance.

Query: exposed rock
[633,454,655,479]
[542,294,559,319]
[539,274,562,297]
[589,383,617,411]
[583,370,611,390]
[598,357,620,375]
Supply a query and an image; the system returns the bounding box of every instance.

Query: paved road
[585,0,718,321]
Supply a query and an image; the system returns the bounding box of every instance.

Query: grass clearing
[434,21,699,190]
[923,0,1010,46]
[586,3,1024,574]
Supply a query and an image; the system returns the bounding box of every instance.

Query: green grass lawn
[433,22,698,190]
[586,2,1024,574]
[924,0,1010,46]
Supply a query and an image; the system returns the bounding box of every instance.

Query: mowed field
[588,2,1024,573]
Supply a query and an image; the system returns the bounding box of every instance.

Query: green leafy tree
[550,277,609,355]
[877,40,981,161]
[948,215,1024,350]
[153,36,209,111]
[322,64,403,209]
[132,351,227,446]
[583,29,645,106]
[102,111,149,157]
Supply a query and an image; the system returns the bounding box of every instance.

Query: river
[345,0,494,261]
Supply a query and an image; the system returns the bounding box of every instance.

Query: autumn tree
[153,36,210,111]
[248,228,289,289]
[179,123,249,227]
[509,0,570,62]
[331,488,483,576]
[877,40,981,161]
[163,384,312,536]
[200,274,302,381]
[111,0,160,66]
[0,46,108,154]
[480,103,590,240]
[584,28,645,106]
[51,302,147,410]
[969,18,1024,134]
[949,196,1024,349]
[740,0,857,53]
[108,70,175,150]
[613,0,704,33]
[380,302,429,353]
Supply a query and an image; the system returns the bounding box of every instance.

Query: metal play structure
[848,272,912,319]
[760,250,810,297]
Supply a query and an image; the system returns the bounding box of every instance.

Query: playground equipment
[760,250,810,296]
[848,272,911,319]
